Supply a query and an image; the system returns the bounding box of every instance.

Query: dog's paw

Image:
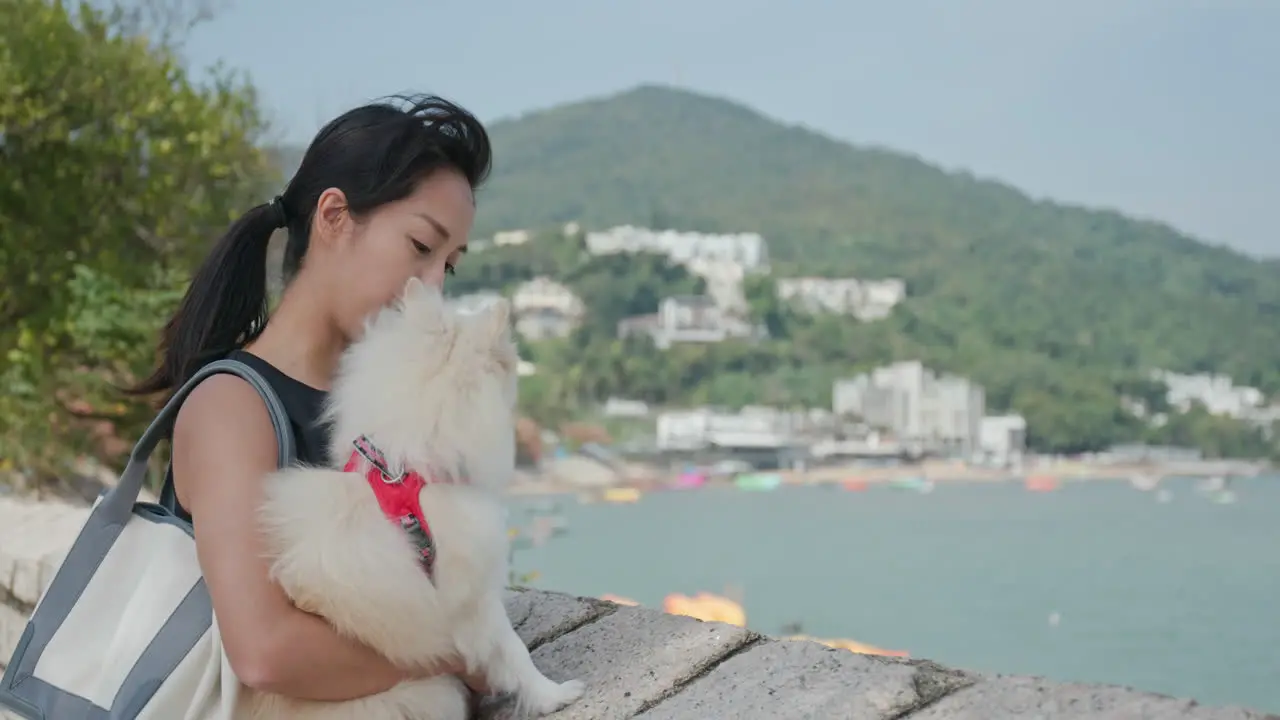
[522,678,585,715]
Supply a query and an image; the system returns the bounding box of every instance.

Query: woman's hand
[461,670,490,695]
[406,656,489,694]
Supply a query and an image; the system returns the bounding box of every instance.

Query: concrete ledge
[0,497,90,664]
[482,589,1278,719]
[2,498,1277,718]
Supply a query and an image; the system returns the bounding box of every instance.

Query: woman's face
[312,168,476,341]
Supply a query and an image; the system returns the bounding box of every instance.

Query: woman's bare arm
[172,374,462,701]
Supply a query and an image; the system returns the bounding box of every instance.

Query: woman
[130,95,491,701]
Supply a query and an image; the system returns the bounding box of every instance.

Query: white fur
[237,278,584,720]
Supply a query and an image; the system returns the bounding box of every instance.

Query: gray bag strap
[96,358,295,524]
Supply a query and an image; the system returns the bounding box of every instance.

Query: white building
[512,277,582,317]
[511,277,584,341]
[617,296,759,349]
[686,256,748,313]
[602,397,651,418]
[776,277,906,321]
[979,415,1027,466]
[1152,370,1265,419]
[492,229,531,246]
[860,279,909,320]
[655,408,791,451]
[832,361,985,454]
[584,225,770,272]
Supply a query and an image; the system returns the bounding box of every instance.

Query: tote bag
[0,358,296,720]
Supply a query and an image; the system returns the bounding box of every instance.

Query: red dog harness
[344,435,460,577]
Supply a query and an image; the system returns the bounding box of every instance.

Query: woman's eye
[411,237,455,275]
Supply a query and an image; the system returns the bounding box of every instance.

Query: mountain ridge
[478,84,1241,255]
[272,84,1280,405]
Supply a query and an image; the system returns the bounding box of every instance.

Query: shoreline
[508,458,1271,497]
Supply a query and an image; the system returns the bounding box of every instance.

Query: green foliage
[0,0,273,479]
[450,85,1279,458]
[464,238,1275,458]
[481,241,1026,447]
[1145,405,1273,460]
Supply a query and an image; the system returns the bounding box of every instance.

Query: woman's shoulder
[220,350,331,464]
[175,372,281,446]
[224,350,326,405]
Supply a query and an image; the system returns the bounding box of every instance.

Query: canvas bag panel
[0,358,296,720]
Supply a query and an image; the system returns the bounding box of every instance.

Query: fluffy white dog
[238,278,585,719]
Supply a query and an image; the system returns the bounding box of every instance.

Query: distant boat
[889,476,934,494]
[1197,476,1236,504]
[663,592,748,626]
[734,473,783,492]
[602,487,641,504]
[841,478,869,492]
[1025,475,1059,492]
[674,472,707,489]
[1130,473,1160,492]
[1199,475,1228,493]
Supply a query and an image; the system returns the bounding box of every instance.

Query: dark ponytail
[128,200,283,399]
[130,93,491,401]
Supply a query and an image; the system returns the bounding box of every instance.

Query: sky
[183,0,1279,257]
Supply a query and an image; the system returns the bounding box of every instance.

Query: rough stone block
[0,601,26,662]
[0,497,88,608]
[908,675,1280,720]
[483,606,755,720]
[503,588,614,648]
[638,637,976,720]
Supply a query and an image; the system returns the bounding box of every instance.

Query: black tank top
[159,350,331,522]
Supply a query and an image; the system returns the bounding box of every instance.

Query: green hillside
[273,86,1280,455]
[477,85,1280,390]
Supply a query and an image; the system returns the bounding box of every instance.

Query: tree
[474,85,1280,400]
[460,233,1278,460]
[0,0,273,483]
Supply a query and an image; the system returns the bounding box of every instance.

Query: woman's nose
[417,264,447,290]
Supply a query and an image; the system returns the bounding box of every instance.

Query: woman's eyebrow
[413,212,450,241]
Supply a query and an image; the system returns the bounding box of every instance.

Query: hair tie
[269,195,289,229]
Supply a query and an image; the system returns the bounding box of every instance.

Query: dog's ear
[482,298,512,344]
[400,277,450,332]
[402,276,429,301]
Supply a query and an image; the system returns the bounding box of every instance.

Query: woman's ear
[312,187,351,247]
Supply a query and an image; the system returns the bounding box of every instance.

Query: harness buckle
[352,435,405,484]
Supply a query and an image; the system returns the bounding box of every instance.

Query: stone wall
[482,589,1275,719]
[1,497,1276,719]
